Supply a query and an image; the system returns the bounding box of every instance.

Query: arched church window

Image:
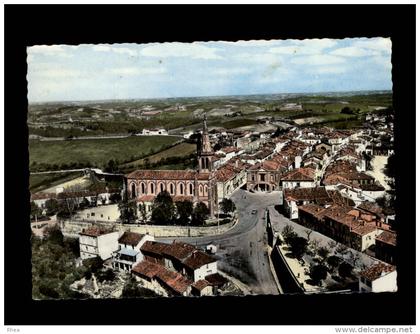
[141,183,146,194]
[131,183,136,199]
[199,185,203,196]
[160,183,164,193]
[204,185,208,195]
[189,184,194,195]
[180,183,184,195]
[150,183,155,194]
[170,183,175,195]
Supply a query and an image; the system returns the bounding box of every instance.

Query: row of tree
[118,191,236,226]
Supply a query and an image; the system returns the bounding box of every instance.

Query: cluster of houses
[79,227,226,297]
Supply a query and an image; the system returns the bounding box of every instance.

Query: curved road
[159,189,282,295]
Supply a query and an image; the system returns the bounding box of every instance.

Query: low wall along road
[59,217,238,238]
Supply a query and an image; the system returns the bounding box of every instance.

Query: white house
[142,128,168,136]
[79,227,119,260]
[280,168,317,189]
[359,263,397,293]
[182,250,218,282]
[113,231,155,272]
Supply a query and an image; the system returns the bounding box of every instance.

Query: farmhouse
[79,227,119,260]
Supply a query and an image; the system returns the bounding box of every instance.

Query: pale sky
[27,37,392,102]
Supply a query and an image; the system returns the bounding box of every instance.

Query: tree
[118,194,138,224]
[317,246,330,262]
[281,225,297,243]
[327,255,342,271]
[338,262,354,279]
[30,201,42,220]
[340,107,355,115]
[138,203,148,224]
[44,226,64,246]
[150,191,176,225]
[289,236,308,260]
[176,200,193,225]
[122,278,159,298]
[191,202,210,226]
[220,198,236,215]
[83,256,104,274]
[309,265,328,286]
[109,192,122,204]
[45,198,60,216]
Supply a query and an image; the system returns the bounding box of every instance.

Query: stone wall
[59,216,238,238]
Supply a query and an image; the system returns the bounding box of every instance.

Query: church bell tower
[198,114,214,172]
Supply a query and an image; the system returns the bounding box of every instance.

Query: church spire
[198,114,214,172]
[201,114,213,154]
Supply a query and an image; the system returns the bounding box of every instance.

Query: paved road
[158,189,282,295]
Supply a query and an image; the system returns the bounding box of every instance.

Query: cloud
[270,39,337,55]
[308,66,348,74]
[27,45,74,58]
[233,52,282,64]
[92,45,138,57]
[107,66,166,76]
[330,46,381,57]
[291,54,345,65]
[352,38,392,52]
[31,68,83,79]
[140,42,222,60]
[212,67,252,76]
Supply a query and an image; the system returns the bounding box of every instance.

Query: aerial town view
[28,38,396,299]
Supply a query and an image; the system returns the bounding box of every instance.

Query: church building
[125,116,218,218]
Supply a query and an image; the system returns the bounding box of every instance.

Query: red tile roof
[118,231,144,246]
[127,170,210,181]
[162,241,197,261]
[281,167,315,181]
[80,227,114,237]
[191,279,211,291]
[132,260,164,279]
[376,230,397,246]
[360,263,396,281]
[141,241,172,256]
[205,273,228,287]
[182,250,217,270]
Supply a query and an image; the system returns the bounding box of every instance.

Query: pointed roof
[201,114,213,154]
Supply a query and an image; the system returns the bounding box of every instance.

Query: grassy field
[29,172,82,193]
[29,136,181,170]
[221,118,259,129]
[122,142,197,168]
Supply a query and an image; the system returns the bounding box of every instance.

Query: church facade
[125,116,218,218]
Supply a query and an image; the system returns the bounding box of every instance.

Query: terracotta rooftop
[281,167,315,182]
[182,250,217,270]
[205,273,228,287]
[360,263,396,281]
[284,186,329,203]
[161,241,197,261]
[132,260,164,279]
[127,170,210,181]
[80,227,114,237]
[118,231,144,246]
[155,267,192,295]
[376,230,397,246]
[191,279,211,291]
[141,241,172,256]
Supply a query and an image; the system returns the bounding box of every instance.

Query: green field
[221,119,259,129]
[29,136,181,170]
[123,142,197,168]
[29,172,82,192]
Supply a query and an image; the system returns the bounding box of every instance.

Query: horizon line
[28,89,393,105]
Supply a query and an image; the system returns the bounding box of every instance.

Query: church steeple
[198,114,214,172]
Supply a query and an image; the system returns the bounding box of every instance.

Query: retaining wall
[59,217,237,238]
